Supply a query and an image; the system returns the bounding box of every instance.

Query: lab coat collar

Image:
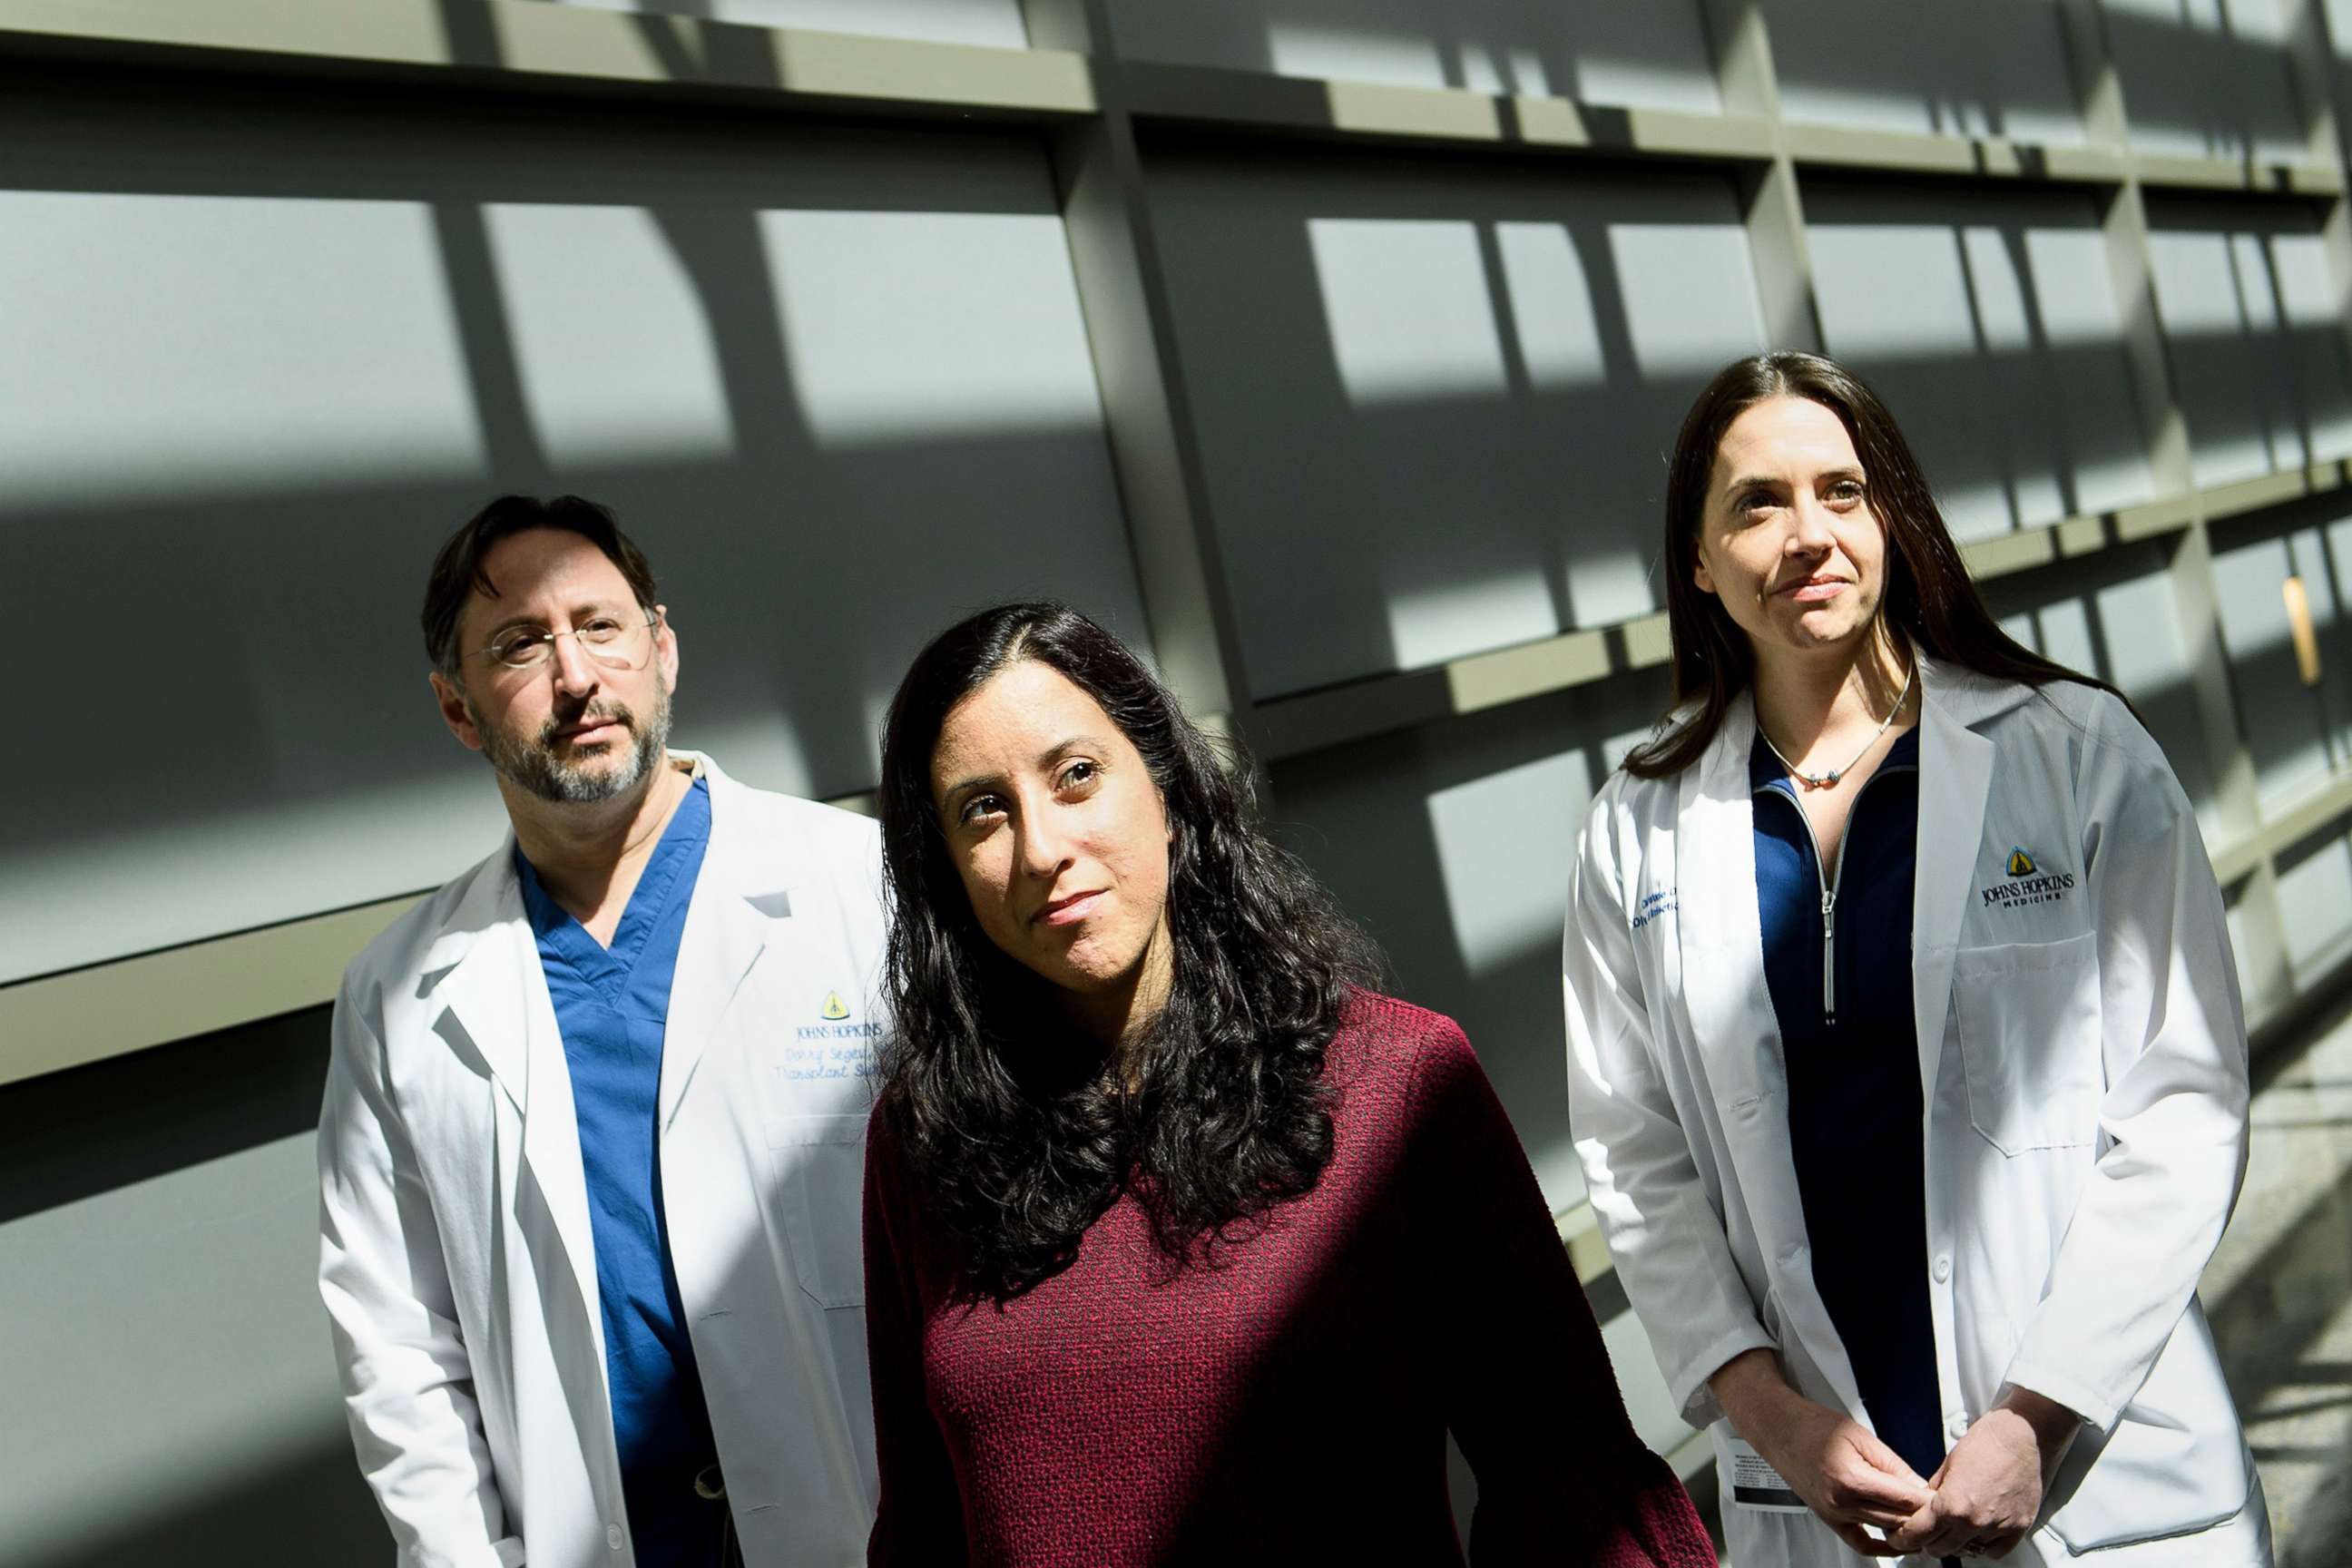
[411,750,802,1331]
[1671,649,2024,1421]
[1910,656,2001,1106]
[1676,690,1869,1418]
[658,751,800,1132]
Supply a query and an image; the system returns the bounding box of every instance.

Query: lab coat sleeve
[2001,698,2253,1433]
[318,975,524,1568]
[1563,796,1775,1429]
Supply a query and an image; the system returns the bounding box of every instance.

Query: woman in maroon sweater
[865,602,1713,1567]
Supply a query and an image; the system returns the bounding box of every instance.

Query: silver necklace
[1759,662,1916,790]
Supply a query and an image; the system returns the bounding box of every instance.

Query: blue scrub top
[1751,729,1946,1486]
[518,777,722,1568]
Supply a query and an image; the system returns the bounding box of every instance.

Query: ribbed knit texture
[864,993,1717,1566]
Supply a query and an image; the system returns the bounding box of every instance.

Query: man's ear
[653,604,680,694]
[430,671,485,753]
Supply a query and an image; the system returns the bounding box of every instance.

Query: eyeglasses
[472,615,660,671]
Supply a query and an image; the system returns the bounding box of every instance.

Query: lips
[1779,575,1848,603]
[550,713,626,746]
[1033,889,1106,927]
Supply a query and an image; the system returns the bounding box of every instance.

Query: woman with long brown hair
[1563,352,2269,1565]
[863,601,1714,1565]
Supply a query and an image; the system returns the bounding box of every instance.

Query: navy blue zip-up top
[1750,728,1945,1485]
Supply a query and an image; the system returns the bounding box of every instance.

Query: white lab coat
[319,753,887,1568]
[1563,657,2271,1566]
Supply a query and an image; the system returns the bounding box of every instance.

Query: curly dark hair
[876,602,1383,1300]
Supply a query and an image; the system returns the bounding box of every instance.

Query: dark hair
[876,603,1382,1300]
[1623,351,2118,779]
[420,494,660,676]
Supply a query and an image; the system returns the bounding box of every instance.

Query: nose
[547,626,601,699]
[1787,492,1838,555]
[1015,799,1076,884]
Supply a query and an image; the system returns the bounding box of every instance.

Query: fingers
[1826,1455,1933,1524]
[1830,1521,1906,1558]
[1890,1503,1988,1560]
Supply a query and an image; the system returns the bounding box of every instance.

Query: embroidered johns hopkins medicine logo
[1982,844,2076,911]
[786,986,883,1079]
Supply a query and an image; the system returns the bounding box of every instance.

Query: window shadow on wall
[2145,195,2352,490]
[0,63,1150,979]
[1142,135,1770,700]
[1759,0,2088,143]
[1979,536,2220,815]
[2208,496,2352,808]
[2100,0,2312,164]
[1801,174,2162,541]
[1099,0,1722,110]
[8,1426,390,1568]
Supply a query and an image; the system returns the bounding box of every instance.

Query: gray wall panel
[1762,0,2088,144]
[1805,177,2159,541]
[2146,198,2352,489]
[1144,145,1767,697]
[2102,0,2312,165]
[1102,0,1722,110]
[0,75,1147,985]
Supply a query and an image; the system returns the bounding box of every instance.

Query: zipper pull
[1821,890,1838,1022]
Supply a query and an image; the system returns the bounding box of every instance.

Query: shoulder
[719,777,884,887]
[339,849,503,1001]
[1987,681,2173,784]
[1330,990,1478,1090]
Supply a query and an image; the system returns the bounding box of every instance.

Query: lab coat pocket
[769,1112,868,1309]
[1953,932,2102,1155]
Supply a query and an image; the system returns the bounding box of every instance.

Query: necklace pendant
[1819,769,1841,787]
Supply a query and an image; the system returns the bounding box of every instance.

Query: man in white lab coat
[319,495,885,1568]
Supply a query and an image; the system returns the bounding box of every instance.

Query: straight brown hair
[1622,351,2117,779]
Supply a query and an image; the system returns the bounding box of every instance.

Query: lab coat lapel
[1912,656,1998,1107]
[1675,691,1782,1112]
[1677,691,1867,1419]
[659,760,790,1132]
[423,845,604,1351]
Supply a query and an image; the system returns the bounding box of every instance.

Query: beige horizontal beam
[1784,122,2127,185]
[1116,59,1774,162]
[0,789,877,1087]
[2131,151,2343,198]
[0,0,1096,116]
[0,894,423,1089]
[2210,830,2267,888]
[2201,461,2352,525]
[2260,769,2352,862]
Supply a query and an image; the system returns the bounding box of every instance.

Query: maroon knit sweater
[862,993,1715,1567]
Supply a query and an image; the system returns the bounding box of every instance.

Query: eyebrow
[939,734,1115,810]
[1724,465,1865,494]
[478,600,630,641]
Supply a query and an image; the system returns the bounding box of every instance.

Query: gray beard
[473,681,672,805]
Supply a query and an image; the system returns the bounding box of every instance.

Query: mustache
[539,701,634,747]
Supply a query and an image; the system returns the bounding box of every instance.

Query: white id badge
[1726,1436,1810,1513]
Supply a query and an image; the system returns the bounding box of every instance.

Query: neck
[502,752,687,914]
[1751,626,1913,756]
[1062,918,1176,1064]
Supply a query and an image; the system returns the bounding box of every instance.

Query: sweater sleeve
[1404,1017,1716,1568]
[862,1112,970,1567]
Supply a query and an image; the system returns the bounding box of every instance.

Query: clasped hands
[1713,1350,2076,1560]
